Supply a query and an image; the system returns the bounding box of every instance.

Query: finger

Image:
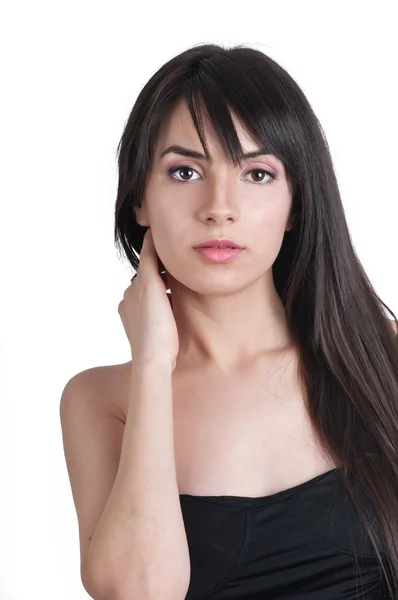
[167,291,173,309]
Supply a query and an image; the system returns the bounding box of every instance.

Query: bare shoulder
[61,360,132,422]
[59,360,132,588]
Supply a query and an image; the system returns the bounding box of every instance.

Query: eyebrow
[159,144,273,162]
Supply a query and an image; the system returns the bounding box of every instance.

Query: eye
[167,165,201,182]
[244,168,275,184]
[167,165,276,184]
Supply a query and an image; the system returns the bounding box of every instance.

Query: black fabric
[179,468,388,599]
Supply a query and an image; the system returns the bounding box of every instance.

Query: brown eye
[245,169,275,184]
[168,166,200,182]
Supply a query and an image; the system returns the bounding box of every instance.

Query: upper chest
[113,355,336,496]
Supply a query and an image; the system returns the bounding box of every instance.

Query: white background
[1,1,397,598]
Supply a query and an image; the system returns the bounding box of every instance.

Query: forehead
[155,98,264,159]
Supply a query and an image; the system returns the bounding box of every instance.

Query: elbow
[81,564,189,600]
[81,562,123,600]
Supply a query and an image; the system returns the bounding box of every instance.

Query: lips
[194,246,243,263]
[195,238,243,249]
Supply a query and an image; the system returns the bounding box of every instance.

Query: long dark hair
[113,43,398,596]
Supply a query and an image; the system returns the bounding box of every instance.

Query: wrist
[131,359,174,376]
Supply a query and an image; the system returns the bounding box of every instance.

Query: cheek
[250,208,291,258]
[251,186,292,224]
[254,204,291,236]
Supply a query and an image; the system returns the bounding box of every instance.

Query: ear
[387,318,398,335]
[285,213,295,232]
[134,203,149,228]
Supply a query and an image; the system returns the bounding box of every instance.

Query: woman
[60,43,398,599]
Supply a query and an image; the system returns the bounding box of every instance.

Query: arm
[60,363,190,600]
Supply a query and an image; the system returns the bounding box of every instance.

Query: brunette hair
[114,43,398,596]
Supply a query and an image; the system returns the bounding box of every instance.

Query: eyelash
[167,165,276,185]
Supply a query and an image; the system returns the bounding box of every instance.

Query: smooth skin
[134,98,296,374]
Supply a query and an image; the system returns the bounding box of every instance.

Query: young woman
[60,43,398,599]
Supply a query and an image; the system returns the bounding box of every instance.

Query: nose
[196,178,239,224]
